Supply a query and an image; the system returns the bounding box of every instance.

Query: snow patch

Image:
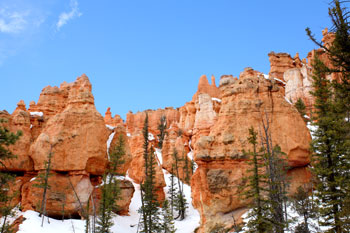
[106,124,115,130]
[18,210,85,233]
[107,132,116,158]
[307,122,317,140]
[274,77,286,85]
[155,148,163,165]
[212,97,222,103]
[127,132,131,137]
[29,112,43,117]
[30,177,36,182]
[284,97,293,105]
[163,169,201,232]
[111,174,142,233]
[148,132,155,141]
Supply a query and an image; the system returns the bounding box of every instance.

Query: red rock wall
[191,69,311,232]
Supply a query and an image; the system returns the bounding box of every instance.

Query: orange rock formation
[2,37,325,230]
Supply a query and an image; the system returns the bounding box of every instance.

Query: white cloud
[56,0,82,30]
[0,9,29,34]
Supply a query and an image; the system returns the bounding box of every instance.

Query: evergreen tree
[306,1,350,232]
[172,149,187,221]
[294,98,308,122]
[0,118,22,233]
[167,166,177,217]
[96,134,125,233]
[157,115,167,149]
[0,173,17,233]
[139,113,161,233]
[260,115,289,233]
[241,127,272,233]
[190,159,195,175]
[160,199,176,233]
[291,186,317,233]
[183,152,190,184]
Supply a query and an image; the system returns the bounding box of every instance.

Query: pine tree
[139,113,161,233]
[160,199,176,233]
[0,118,22,233]
[172,149,187,221]
[260,114,289,233]
[291,186,317,233]
[190,159,195,175]
[294,98,308,122]
[96,134,125,233]
[33,145,54,227]
[241,127,272,233]
[157,115,167,149]
[306,1,350,232]
[167,166,177,217]
[183,153,190,185]
[96,174,120,233]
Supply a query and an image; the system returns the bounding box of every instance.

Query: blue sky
[1,0,331,119]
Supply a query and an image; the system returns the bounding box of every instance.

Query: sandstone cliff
[191,68,311,232]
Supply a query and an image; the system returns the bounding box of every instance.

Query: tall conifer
[172,149,187,221]
[161,199,176,233]
[96,134,125,233]
[241,127,272,233]
[306,1,350,231]
[139,113,161,233]
[157,115,167,149]
[0,119,22,233]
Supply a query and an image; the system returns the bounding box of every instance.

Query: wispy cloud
[0,1,47,65]
[0,9,29,34]
[56,0,82,30]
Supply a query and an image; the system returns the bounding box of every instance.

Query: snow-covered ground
[17,211,85,233]
[14,150,200,233]
[163,169,200,233]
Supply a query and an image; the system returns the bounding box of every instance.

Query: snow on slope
[155,148,163,165]
[163,169,200,232]
[17,151,200,233]
[18,211,85,233]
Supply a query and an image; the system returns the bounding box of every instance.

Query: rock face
[192,75,221,101]
[191,68,311,232]
[126,110,171,202]
[104,107,123,127]
[269,52,302,81]
[21,171,93,218]
[284,65,314,112]
[279,28,336,113]
[28,83,69,118]
[94,179,135,216]
[2,74,137,220]
[179,75,221,146]
[0,101,34,172]
[108,125,133,175]
[29,75,109,175]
